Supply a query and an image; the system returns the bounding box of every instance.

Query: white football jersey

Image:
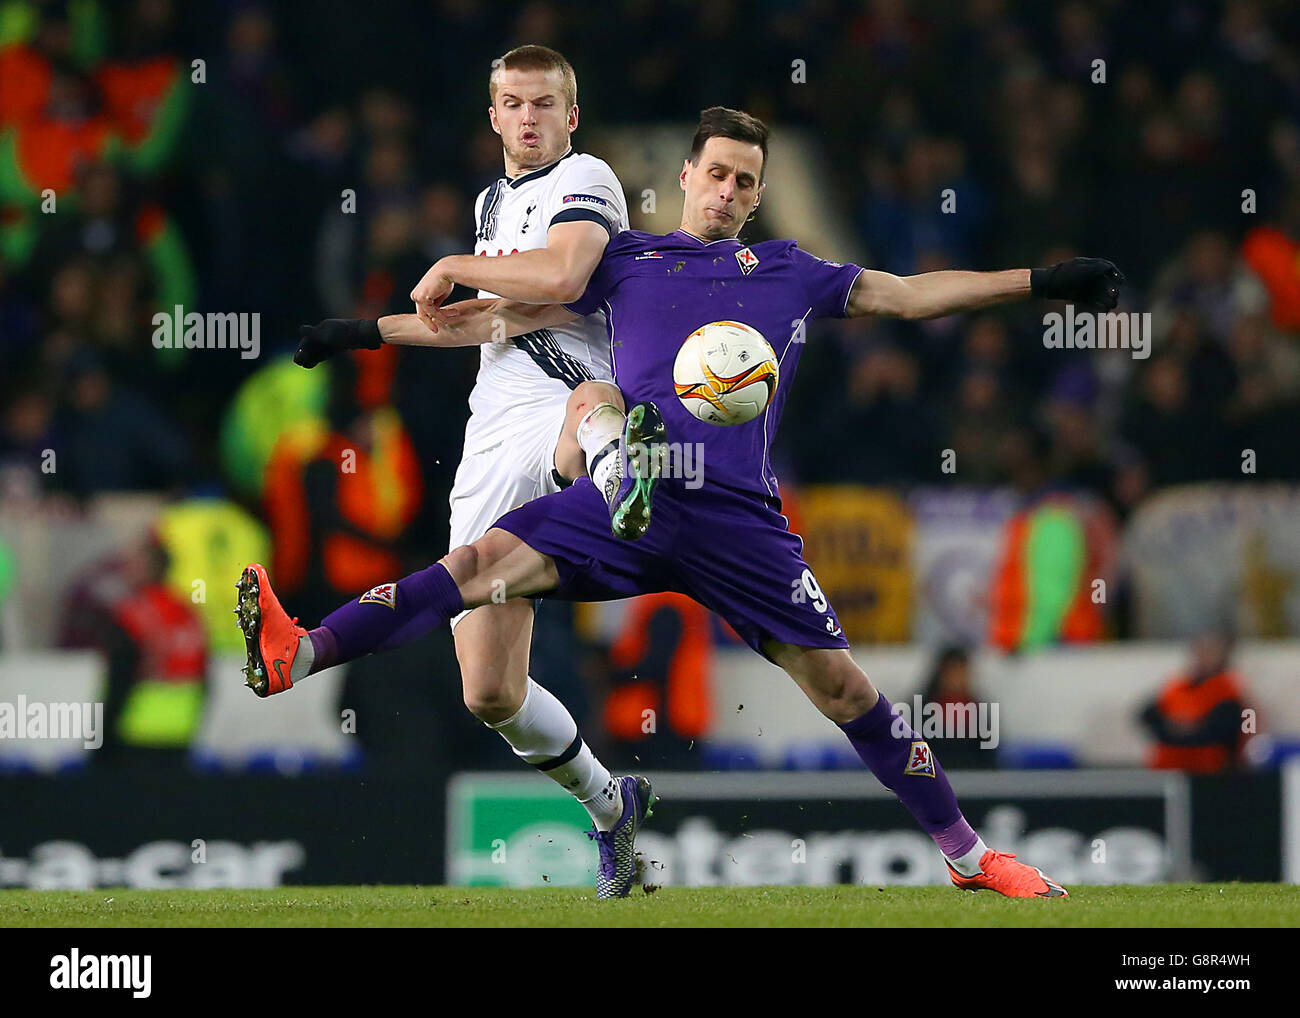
[468,149,629,422]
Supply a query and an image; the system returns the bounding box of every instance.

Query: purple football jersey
[565,229,864,499]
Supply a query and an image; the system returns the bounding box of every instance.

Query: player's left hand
[411,261,456,330]
[1030,257,1125,310]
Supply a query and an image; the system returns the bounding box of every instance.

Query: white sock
[290,634,314,681]
[946,835,990,877]
[486,678,624,830]
[576,402,625,506]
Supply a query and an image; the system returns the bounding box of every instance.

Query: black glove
[294,318,383,368]
[1030,257,1125,310]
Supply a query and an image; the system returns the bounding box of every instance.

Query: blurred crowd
[1,0,1299,768]
[774,0,1300,517]
[1,0,1298,516]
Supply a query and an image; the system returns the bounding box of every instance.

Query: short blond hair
[489,45,578,109]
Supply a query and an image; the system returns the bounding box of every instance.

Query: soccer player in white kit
[288,46,648,870]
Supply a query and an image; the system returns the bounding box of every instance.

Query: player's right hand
[294,319,383,368]
[410,261,455,330]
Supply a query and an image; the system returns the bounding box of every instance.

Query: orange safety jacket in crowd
[989,496,1106,652]
[1147,670,1245,773]
[604,593,713,741]
[4,112,118,199]
[1241,226,1300,331]
[264,410,423,596]
[95,55,183,145]
[0,43,49,127]
[112,584,207,682]
[108,583,207,746]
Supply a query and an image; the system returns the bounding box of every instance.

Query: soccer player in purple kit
[240,107,1123,899]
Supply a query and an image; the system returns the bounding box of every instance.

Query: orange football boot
[947,850,1069,898]
[234,564,306,697]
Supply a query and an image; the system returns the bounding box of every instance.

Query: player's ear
[488,105,501,136]
[568,104,579,133]
[680,160,690,191]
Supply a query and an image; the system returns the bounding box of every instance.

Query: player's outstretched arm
[409,220,609,328]
[293,301,578,367]
[846,257,1124,320]
[413,297,579,342]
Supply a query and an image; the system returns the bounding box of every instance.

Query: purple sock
[308,562,463,674]
[838,693,979,860]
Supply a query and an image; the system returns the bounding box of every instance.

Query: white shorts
[447,399,568,629]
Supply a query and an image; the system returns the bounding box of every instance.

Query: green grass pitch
[0,884,1296,927]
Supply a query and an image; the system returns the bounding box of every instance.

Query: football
[672,320,780,426]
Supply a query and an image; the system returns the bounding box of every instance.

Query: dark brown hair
[689,106,769,179]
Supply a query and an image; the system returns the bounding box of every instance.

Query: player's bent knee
[446,529,520,582]
[567,380,624,420]
[807,655,879,722]
[440,543,479,586]
[462,680,522,721]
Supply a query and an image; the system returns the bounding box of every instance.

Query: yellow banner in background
[795,486,913,643]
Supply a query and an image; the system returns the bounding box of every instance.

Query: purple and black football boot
[587,775,657,898]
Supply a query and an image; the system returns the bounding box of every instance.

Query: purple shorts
[492,477,848,656]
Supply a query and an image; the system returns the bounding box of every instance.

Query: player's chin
[506,140,540,160]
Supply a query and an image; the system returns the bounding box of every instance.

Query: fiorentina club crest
[359,582,397,609]
[735,246,759,275]
[904,740,937,778]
